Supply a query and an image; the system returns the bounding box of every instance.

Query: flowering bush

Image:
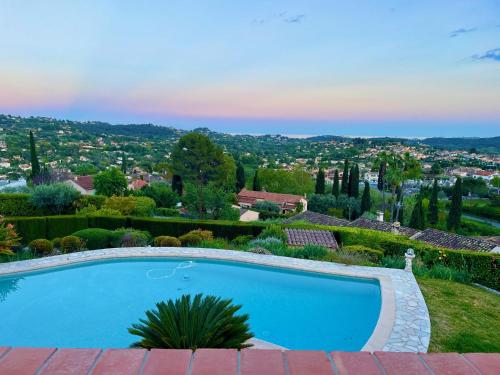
[0,216,21,256]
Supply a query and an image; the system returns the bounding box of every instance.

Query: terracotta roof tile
[285,228,338,249]
[284,211,350,227]
[411,228,496,252]
[349,218,418,237]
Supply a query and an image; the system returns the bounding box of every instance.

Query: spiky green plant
[128,294,253,350]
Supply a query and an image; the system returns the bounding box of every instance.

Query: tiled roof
[285,228,339,248]
[283,210,350,227]
[237,188,304,206]
[349,217,419,237]
[0,347,498,375]
[129,179,148,190]
[72,175,93,191]
[411,228,497,252]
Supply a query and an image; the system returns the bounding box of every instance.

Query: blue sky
[0,0,499,137]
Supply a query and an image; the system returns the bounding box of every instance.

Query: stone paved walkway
[0,247,431,352]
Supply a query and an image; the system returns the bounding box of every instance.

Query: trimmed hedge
[0,194,40,216]
[286,223,500,290]
[342,245,384,262]
[4,214,498,290]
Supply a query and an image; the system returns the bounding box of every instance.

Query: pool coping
[0,247,430,352]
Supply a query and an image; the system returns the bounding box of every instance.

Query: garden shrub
[30,183,80,214]
[231,235,254,247]
[197,238,231,249]
[72,228,114,250]
[179,233,203,246]
[248,237,288,255]
[258,224,287,243]
[248,247,272,255]
[297,245,329,260]
[74,195,107,210]
[132,196,156,217]
[0,194,40,216]
[186,229,213,241]
[60,236,85,253]
[51,237,61,249]
[342,245,384,263]
[76,205,123,217]
[104,196,137,215]
[28,239,53,255]
[381,255,405,269]
[111,228,151,248]
[154,236,181,247]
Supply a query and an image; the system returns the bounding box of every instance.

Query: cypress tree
[172,174,183,195]
[29,130,40,179]
[428,179,439,225]
[409,195,425,230]
[236,163,246,191]
[332,169,340,197]
[341,159,349,195]
[447,177,462,231]
[121,153,127,174]
[252,169,261,191]
[352,164,360,198]
[315,169,325,194]
[360,181,371,214]
[377,161,386,191]
[347,166,354,197]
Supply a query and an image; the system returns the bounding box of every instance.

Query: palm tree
[129,294,253,350]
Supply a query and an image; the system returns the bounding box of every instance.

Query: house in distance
[237,188,307,214]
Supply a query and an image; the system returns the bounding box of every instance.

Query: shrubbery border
[5,215,499,290]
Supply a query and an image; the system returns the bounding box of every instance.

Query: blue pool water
[0,258,381,350]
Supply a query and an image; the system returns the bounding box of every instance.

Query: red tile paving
[39,348,101,375]
[374,352,431,375]
[240,349,286,375]
[0,348,499,375]
[464,353,500,375]
[420,353,479,375]
[286,350,334,375]
[0,347,56,375]
[190,349,237,375]
[90,349,146,375]
[331,351,384,375]
[141,349,192,375]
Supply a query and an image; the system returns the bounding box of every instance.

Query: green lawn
[418,277,500,352]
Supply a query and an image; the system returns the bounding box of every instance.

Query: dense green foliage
[315,169,325,194]
[447,177,462,231]
[72,228,114,250]
[93,168,128,196]
[461,199,500,221]
[135,182,178,208]
[236,163,246,191]
[29,130,40,180]
[428,179,439,225]
[341,159,349,194]
[60,235,85,253]
[154,236,181,247]
[342,245,383,262]
[129,294,253,349]
[258,168,314,195]
[409,195,426,230]
[360,181,371,214]
[0,194,40,216]
[252,170,261,191]
[332,169,339,197]
[30,183,80,215]
[28,239,53,255]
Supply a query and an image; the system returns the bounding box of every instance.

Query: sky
[0,0,499,137]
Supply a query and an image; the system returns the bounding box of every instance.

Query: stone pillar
[405,248,415,272]
[376,210,384,222]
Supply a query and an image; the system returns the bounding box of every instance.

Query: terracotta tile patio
[0,348,498,375]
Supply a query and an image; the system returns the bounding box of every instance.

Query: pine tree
[315,169,325,194]
[428,179,439,225]
[360,181,371,214]
[252,169,261,191]
[29,130,40,179]
[341,159,349,195]
[236,163,246,191]
[409,195,425,230]
[377,161,386,191]
[332,169,339,197]
[172,174,183,195]
[447,177,462,231]
[352,164,360,198]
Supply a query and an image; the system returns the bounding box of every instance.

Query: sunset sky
[1,0,499,137]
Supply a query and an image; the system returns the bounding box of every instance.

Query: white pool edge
[0,247,430,352]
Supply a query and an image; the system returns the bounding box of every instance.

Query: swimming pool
[0,258,381,350]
